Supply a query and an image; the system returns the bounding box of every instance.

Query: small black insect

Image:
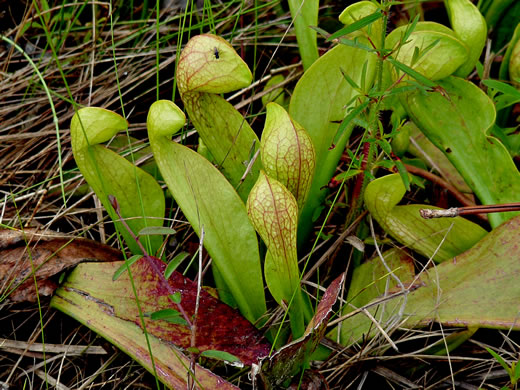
[213,46,220,59]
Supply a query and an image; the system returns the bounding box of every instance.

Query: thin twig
[420,203,520,219]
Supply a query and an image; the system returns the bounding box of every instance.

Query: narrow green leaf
[338,37,376,52]
[327,11,382,41]
[483,79,520,110]
[149,309,189,326]
[138,226,177,236]
[333,169,362,182]
[376,139,392,155]
[288,0,319,70]
[394,159,410,191]
[112,254,142,281]
[485,347,511,373]
[482,80,520,97]
[200,349,241,363]
[149,308,181,319]
[164,252,190,279]
[514,359,520,381]
[386,57,437,88]
[340,67,361,90]
[309,25,331,39]
[400,14,420,45]
[383,85,419,97]
[333,100,370,147]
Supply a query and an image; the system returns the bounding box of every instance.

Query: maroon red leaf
[55,256,270,366]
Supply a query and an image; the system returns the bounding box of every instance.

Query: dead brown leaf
[0,228,121,302]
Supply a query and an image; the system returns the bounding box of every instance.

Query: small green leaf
[394,159,410,191]
[169,292,182,304]
[376,138,392,155]
[138,226,177,236]
[514,359,520,381]
[340,67,360,90]
[386,57,437,88]
[149,309,188,326]
[112,254,142,281]
[483,79,520,97]
[333,169,362,182]
[400,14,420,45]
[200,349,241,363]
[338,37,376,52]
[332,100,370,147]
[164,252,190,279]
[482,79,520,110]
[328,11,382,41]
[485,347,511,373]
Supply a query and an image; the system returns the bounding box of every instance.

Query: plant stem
[347,0,389,225]
[420,203,520,219]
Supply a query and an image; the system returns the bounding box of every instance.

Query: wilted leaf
[52,256,271,371]
[253,273,344,388]
[0,228,121,302]
[51,267,242,389]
